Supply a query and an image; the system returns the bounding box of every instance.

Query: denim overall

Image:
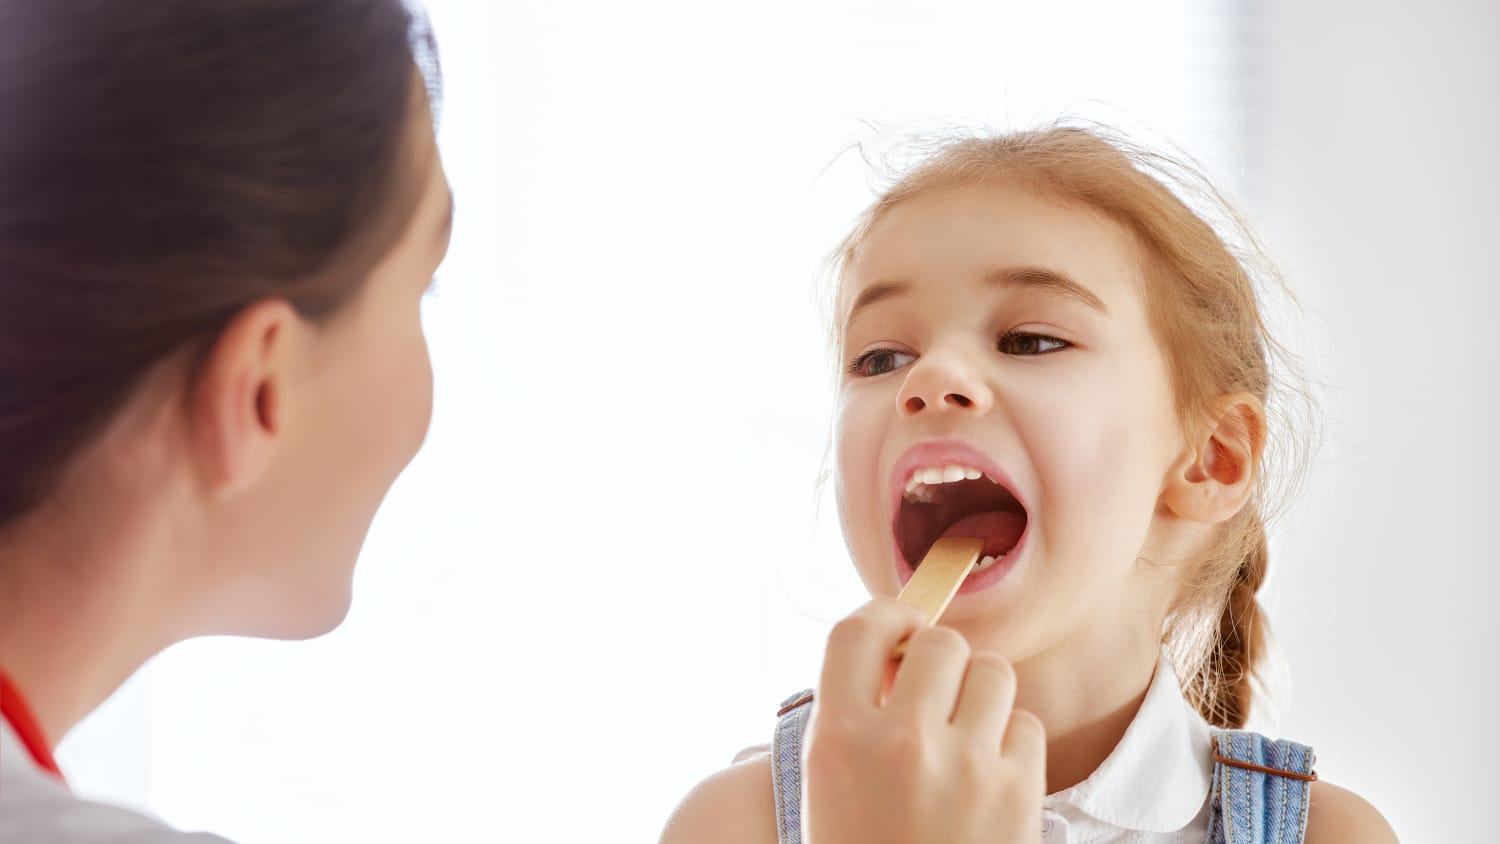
[770,690,1316,844]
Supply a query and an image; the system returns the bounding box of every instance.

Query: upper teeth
[903,464,985,503]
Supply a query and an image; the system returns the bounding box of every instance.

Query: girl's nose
[896,351,994,417]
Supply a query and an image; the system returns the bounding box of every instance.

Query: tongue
[940,511,1026,559]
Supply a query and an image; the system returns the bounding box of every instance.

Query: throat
[1004,647,1164,796]
[937,510,1025,560]
[1042,686,1151,795]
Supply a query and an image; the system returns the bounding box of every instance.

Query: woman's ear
[188,299,301,498]
[1162,394,1265,524]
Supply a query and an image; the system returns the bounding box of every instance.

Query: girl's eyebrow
[985,266,1109,315]
[844,265,1110,331]
[845,280,911,329]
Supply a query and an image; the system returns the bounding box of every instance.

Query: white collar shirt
[1040,653,1215,843]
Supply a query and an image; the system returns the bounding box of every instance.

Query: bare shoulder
[659,749,779,844]
[1304,779,1398,843]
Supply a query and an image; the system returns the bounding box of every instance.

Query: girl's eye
[998,331,1069,356]
[848,348,916,377]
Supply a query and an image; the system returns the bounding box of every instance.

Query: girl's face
[835,182,1189,664]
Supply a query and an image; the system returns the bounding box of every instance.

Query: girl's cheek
[834,394,888,548]
[835,395,882,481]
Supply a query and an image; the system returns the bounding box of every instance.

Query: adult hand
[802,597,1045,844]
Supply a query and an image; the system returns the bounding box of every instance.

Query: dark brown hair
[0,0,441,527]
[831,126,1313,728]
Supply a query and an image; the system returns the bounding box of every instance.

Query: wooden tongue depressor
[891,536,984,659]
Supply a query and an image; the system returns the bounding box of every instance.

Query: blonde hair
[830,124,1314,729]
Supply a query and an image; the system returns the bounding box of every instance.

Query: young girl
[0,2,449,840]
[662,128,1396,843]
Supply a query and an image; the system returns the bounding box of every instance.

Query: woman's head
[0,0,451,639]
[830,126,1306,728]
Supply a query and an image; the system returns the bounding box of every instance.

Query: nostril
[905,393,974,413]
[945,393,973,408]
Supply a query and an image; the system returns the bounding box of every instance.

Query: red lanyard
[0,670,65,783]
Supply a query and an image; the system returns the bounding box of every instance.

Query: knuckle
[870,595,923,622]
[827,615,874,648]
[912,626,969,658]
[1009,708,1045,738]
[969,651,1016,685]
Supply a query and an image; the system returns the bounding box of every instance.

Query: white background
[56,0,1497,841]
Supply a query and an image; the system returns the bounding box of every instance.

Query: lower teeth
[971,554,1000,573]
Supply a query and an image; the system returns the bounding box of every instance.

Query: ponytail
[1186,515,1269,729]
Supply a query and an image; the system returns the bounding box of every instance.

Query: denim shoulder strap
[1207,730,1317,844]
[771,689,814,844]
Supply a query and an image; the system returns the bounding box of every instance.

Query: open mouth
[897,465,1029,574]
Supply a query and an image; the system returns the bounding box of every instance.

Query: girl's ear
[1162,394,1265,524]
[188,299,301,498]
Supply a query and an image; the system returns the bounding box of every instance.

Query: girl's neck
[1011,628,1162,795]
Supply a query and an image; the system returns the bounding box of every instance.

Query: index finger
[816,598,926,711]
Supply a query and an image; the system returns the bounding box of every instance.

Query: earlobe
[1162,395,1265,524]
[190,299,299,497]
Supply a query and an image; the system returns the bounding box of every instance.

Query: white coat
[1,718,233,843]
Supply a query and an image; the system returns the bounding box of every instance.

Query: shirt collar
[1042,652,1212,833]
